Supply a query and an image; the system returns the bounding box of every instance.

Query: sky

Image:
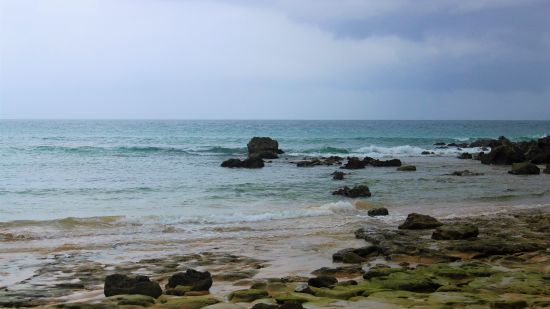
[1,0,549,120]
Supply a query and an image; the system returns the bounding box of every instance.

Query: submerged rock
[398,213,443,230]
[457,152,473,159]
[332,171,345,180]
[508,162,540,175]
[247,137,281,159]
[104,274,162,298]
[450,170,483,176]
[166,269,213,291]
[367,207,389,217]
[296,156,343,167]
[341,157,366,169]
[221,158,264,168]
[307,276,337,288]
[332,185,371,198]
[432,224,479,240]
[397,165,416,171]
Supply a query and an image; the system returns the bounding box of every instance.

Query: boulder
[247,137,281,159]
[398,213,443,230]
[307,276,337,288]
[332,185,371,198]
[368,207,389,217]
[166,269,213,291]
[432,224,479,240]
[457,153,472,159]
[508,162,540,175]
[332,246,381,263]
[332,171,345,180]
[481,145,525,165]
[397,165,416,171]
[341,157,366,169]
[221,158,264,168]
[104,274,162,298]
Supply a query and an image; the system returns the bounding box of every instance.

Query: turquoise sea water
[1,120,550,226]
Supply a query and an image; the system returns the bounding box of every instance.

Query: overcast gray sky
[1,0,549,119]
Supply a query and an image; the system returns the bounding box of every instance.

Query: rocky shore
[2,207,548,309]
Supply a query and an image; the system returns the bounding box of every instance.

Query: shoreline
[2,205,549,308]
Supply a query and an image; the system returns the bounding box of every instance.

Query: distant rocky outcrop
[247,137,283,159]
[468,136,550,165]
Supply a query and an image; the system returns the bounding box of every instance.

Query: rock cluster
[221,157,264,168]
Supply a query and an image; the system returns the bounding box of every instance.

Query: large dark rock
[432,224,479,240]
[368,207,389,217]
[332,185,371,198]
[398,213,443,230]
[365,158,402,167]
[104,274,162,298]
[341,157,366,169]
[166,269,213,291]
[307,276,337,288]
[508,162,540,175]
[247,137,281,159]
[481,144,525,165]
[221,157,264,168]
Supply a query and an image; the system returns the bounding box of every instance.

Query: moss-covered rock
[103,294,156,307]
[154,295,220,309]
[228,289,269,303]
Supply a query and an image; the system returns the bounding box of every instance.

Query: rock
[489,300,529,309]
[296,156,343,167]
[398,213,443,230]
[457,152,472,159]
[228,289,268,302]
[311,265,364,277]
[421,151,433,155]
[432,224,479,240]
[247,137,280,159]
[396,165,416,171]
[105,294,156,307]
[104,274,162,298]
[293,283,313,294]
[367,158,402,167]
[544,164,550,174]
[307,276,337,288]
[332,171,345,180]
[166,269,213,291]
[434,142,446,146]
[251,304,279,309]
[221,158,264,168]
[450,170,483,176]
[341,157,366,169]
[469,138,500,148]
[156,295,220,309]
[481,144,525,165]
[367,207,389,217]
[332,185,371,198]
[332,246,381,263]
[508,162,540,175]
[446,240,545,258]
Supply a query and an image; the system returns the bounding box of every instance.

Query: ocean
[2,119,550,295]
